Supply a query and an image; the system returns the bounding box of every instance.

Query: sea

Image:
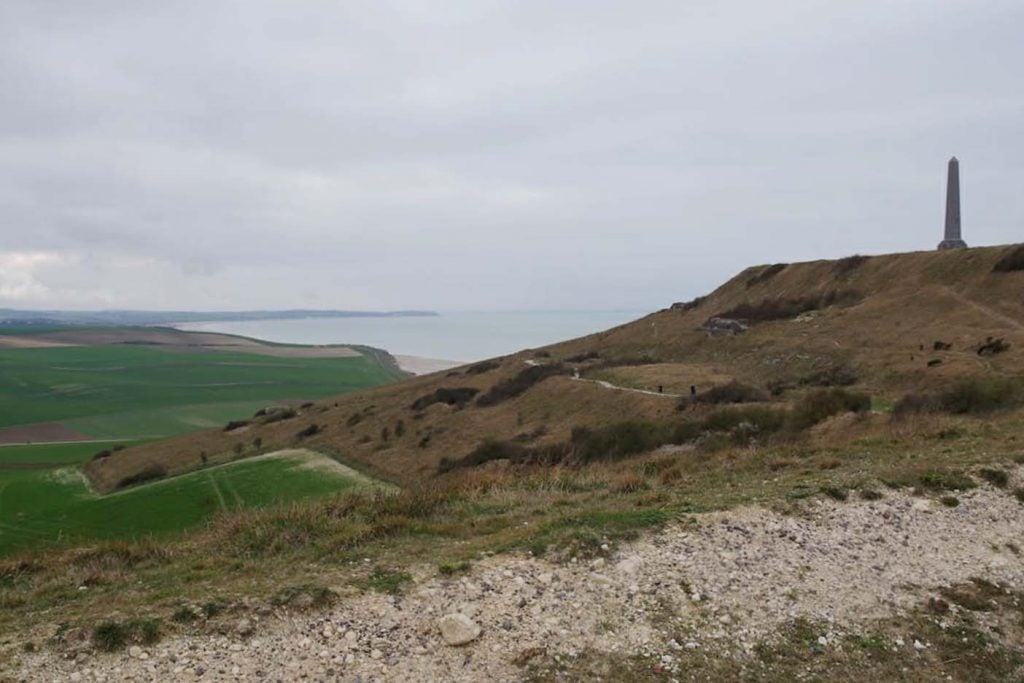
[177,310,648,363]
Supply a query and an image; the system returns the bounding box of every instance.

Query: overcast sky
[1,1,1021,311]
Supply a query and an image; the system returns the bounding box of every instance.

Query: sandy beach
[393,355,465,375]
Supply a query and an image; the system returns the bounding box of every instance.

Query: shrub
[569,422,670,464]
[940,495,960,508]
[116,465,167,490]
[788,388,871,431]
[820,485,848,501]
[940,378,1020,414]
[358,567,412,595]
[410,387,479,411]
[977,337,1010,356]
[892,392,940,418]
[223,420,250,432]
[438,561,471,576]
[438,439,528,473]
[799,363,859,387]
[345,413,362,427]
[746,263,787,287]
[258,407,297,424]
[670,296,706,312]
[476,364,568,407]
[395,420,405,437]
[918,470,977,492]
[700,406,787,439]
[295,424,321,439]
[90,449,112,462]
[685,381,768,408]
[992,244,1024,273]
[718,289,862,323]
[92,622,127,651]
[92,618,161,652]
[565,351,600,363]
[978,467,1009,488]
[466,360,500,375]
[833,254,869,276]
[860,488,883,501]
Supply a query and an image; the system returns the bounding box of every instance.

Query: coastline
[393,355,465,376]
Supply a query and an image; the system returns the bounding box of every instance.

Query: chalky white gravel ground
[7,475,1024,682]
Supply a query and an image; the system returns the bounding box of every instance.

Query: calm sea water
[178,310,647,362]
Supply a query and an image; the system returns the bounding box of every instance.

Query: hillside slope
[89,244,1024,490]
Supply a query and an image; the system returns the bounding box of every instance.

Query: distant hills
[0,308,438,327]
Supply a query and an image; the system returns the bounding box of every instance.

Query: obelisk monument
[937,156,967,250]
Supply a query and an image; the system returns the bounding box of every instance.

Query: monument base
[937,239,968,250]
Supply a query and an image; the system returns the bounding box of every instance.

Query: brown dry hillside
[86,244,1024,492]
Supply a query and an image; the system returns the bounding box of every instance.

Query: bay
[177,310,647,363]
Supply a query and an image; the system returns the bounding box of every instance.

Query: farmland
[0,342,404,441]
[0,446,380,556]
[0,327,404,556]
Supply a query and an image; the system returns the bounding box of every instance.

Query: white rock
[537,572,554,585]
[438,613,482,646]
[616,556,642,575]
[370,648,383,660]
[128,646,143,659]
[235,618,254,637]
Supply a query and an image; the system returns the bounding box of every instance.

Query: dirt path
[944,287,1024,331]
[10,472,1024,682]
[526,359,680,398]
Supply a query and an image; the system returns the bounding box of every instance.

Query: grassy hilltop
[94,244,1024,488]
[3,245,1024,680]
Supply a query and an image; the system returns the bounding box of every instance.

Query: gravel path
[7,477,1024,682]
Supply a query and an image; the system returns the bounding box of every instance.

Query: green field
[0,446,374,556]
[0,345,402,439]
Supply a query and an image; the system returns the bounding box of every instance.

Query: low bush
[684,381,768,408]
[410,387,479,411]
[978,467,1009,488]
[569,422,670,464]
[465,359,500,375]
[90,449,112,462]
[565,351,600,363]
[223,420,250,432]
[702,406,788,443]
[116,465,167,490]
[918,469,977,492]
[787,388,871,431]
[718,289,863,323]
[670,296,707,312]
[438,439,528,473]
[295,424,321,439]
[833,254,869,276]
[258,407,297,424]
[992,244,1024,273]
[799,363,859,387]
[977,337,1010,356]
[746,263,788,288]
[476,364,568,407]
[940,378,1020,414]
[92,618,161,652]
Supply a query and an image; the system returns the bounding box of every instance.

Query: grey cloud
[0,0,1021,310]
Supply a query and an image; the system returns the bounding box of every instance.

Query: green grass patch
[0,344,401,439]
[0,452,372,556]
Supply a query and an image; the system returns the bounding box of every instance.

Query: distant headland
[0,309,439,327]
